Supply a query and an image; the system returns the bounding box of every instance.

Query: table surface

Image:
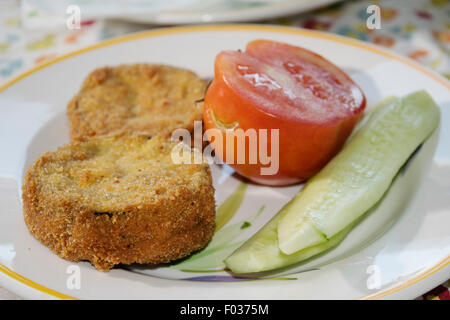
[0,0,448,300]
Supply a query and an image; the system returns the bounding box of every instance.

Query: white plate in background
[121,0,342,24]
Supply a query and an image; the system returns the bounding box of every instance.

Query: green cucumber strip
[215,182,247,232]
[172,206,265,271]
[224,206,352,274]
[278,90,440,254]
[174,241,244,272]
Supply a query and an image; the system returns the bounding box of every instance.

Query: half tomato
[204,40,366,185]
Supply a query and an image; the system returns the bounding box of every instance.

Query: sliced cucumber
[278,90,440,254]
[225,90,440,273]
[224,200,352,274]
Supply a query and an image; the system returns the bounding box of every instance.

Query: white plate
[120,0,342,24]
[0,25,449,300]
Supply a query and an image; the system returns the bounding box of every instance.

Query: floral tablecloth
[0,0,448,300]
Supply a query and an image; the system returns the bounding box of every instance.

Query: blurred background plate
[120,0,343,25]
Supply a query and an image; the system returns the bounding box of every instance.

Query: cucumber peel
[224,199,351,274]
[225,90,440,273]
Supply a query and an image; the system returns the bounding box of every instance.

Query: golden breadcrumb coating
[22,134,215,271]
[67,64,206,141]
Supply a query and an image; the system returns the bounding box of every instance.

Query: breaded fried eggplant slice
[67,64,206,141]
[22,134,215,271]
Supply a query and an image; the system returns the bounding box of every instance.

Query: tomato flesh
[204,40,366,186]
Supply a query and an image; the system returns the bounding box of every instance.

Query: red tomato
[204,40,366,186]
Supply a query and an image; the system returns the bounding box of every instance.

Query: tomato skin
[204,41,366,186]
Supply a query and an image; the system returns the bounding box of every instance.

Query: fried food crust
[22,134,215,271]
[67,64,206,141]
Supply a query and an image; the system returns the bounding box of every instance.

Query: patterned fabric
[0,0,448,299]
[271,0,450,78]
[422,281,450,300]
